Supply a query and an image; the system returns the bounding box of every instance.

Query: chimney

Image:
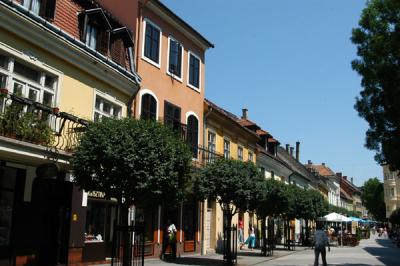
[351,177,353,184]
[285,144,290,152]
[322,162,325,166]
[336,172,342,178]
[295,141,300,161]
[290,147,294,157]
[242,108,248,119]
[307,160,312,165]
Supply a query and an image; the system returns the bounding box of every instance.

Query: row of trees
[71,118,328,264]
[194,159,328,256]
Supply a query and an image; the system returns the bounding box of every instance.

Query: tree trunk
[261,217,267,256]
[120,203,131,266]
[287,219,291,250]
[223,211,233,265]
[305,219,310,247]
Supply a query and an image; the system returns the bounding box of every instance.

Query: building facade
[203,99,259,254]
[383,165,400,219]
[0,0,140,265]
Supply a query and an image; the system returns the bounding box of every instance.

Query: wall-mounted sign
[88,191,106,199]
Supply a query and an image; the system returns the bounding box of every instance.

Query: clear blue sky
[162,0,381,186]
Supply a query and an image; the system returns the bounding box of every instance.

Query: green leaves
[351,0,400,171]
[194,158,263,215]
[361,177,386,221]
[389,207,400,225]
[71,118,192,207]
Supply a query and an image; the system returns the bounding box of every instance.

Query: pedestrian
[238,217,244,248]
[314,222,330,266]
[243,223,256,251]
[161,219,177,260]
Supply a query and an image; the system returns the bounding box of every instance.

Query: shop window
[94,95,122,121]
[140,93,157,120]
[186,114,198,158]
[85,199,117,243]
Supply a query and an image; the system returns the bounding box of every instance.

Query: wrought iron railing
[0,89,88,154]
[194,145,224,167]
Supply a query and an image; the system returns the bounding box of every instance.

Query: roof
[238,119,257,127]
[307,164,336,177]
[276,146,315,182]
[256,129,269,136]
[204,99,260,140]
[150,0,214,49]
[340,187,353,201]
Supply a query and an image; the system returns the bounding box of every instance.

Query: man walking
[314,223,330,266]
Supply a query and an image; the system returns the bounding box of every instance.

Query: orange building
[99,0,214,257]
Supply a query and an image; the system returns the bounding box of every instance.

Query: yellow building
[383,165,400,220]
[0,1,139,264]
[202,99,259,254]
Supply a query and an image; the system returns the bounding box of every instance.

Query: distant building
[383,165,400,219]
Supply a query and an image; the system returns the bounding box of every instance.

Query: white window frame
[93,90,124,121]
[223,138,230,159]
[85,23,98,50]
[166,36,183,82]
[248,151,254,162]
[0,50,59,108]
[138,88,159,120]
[187,51,201,92]
[207,129,216,153]
[141,18,162,69]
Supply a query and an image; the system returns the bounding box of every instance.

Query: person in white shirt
[314,223,330,266]
[161,219,177,260]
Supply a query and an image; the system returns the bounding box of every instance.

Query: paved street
[143,236,399,266]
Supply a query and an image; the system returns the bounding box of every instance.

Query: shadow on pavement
[162,257,224,265]
[362,239,398,266]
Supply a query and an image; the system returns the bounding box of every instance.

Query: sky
[161,0,381,186]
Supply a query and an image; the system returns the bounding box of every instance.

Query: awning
[318,212,352,222]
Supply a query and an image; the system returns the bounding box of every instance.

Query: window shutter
[40,0,56,20]
[96,30,110,56]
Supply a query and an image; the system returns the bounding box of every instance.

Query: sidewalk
[143,245,310,266]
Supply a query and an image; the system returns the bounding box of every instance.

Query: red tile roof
[308,164,335,177]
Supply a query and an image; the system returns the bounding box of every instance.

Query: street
[143,236,399,266]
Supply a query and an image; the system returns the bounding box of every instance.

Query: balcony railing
[193,145,224,167]
[0,89,88,154]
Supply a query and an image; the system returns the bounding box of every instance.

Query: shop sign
[88,191,106,199]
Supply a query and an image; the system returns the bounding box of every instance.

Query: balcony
[0,89,88,159]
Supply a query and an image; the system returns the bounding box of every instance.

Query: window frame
[138,89,159,120]
[93,90,124,122]
[237,146,243,161]
[166,36,183,82]
[223,138,230,159]
[207,130,216,153]
[0,50,60,108]
[142,18,162,69]
[248,151,254,162]
[187,51,201,92]
[186,112,199,159]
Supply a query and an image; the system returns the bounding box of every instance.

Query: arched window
[140,93,157,120]
[187,115,199,158]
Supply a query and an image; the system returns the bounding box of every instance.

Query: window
[94,95,122,121]
[85,23,98,50]
[23,0,41,15]
[140,93,157,120]
[207,131,216,162]
[248,151,253,162]
[271,171,275,180]
[0,54,57,106]
[237,146,243,161]
[143,20,161,65]
[168,37,182,78]
[164,101,181,132]
[223,139,230,159]
[188,52,200,89]
[187,115,199,158]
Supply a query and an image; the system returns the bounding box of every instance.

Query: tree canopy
[254,179,289,219]
[71,118,193,208]
[194,158,264,218]
[361,177,386,221]
[351,0,400,172]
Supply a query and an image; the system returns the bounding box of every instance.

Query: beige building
[383,165,400,218]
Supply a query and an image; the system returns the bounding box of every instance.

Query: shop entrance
[31,173,72,266]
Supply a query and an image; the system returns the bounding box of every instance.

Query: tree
[194,158,263,263]
[389,207,400,225]
[361,177,386,221]
[71,118,192,265]
[253,179,289,256]
[351,0,400,172]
